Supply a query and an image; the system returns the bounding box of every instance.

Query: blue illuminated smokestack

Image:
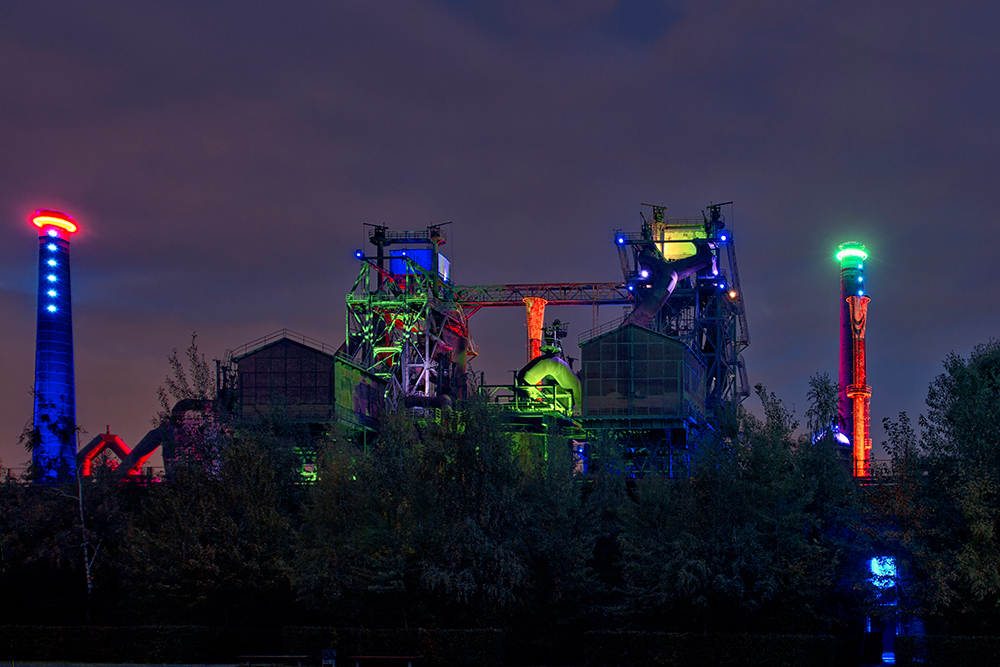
[30,209,78,478]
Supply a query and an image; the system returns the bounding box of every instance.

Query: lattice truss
[346,257,477,404]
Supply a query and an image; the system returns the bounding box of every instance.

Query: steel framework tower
[836,241,871,477]
[574,204,751,476]
[346,225,477,405]
[30,209,79,477]
[598,204,751,410]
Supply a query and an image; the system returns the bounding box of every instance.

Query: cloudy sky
[3,0,998,471]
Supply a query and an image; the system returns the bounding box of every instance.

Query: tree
[123,436,294,626]
[806,372,840,434]
[0,449,132,625]
[865,414,946,628]
[156,333,229,470]
[296,398,592,632]
[923,340,1000,468]
[618,385,867,633]
[157,332,215,414]
[900,341,1000,631]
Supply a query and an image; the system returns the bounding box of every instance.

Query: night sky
[3,1,999,472]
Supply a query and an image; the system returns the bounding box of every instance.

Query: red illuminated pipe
[523,297,547,362]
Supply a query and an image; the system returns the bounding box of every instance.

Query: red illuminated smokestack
[836,242,871,477]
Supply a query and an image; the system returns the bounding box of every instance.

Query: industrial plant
[25,203,875,482]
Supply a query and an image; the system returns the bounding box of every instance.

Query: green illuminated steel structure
[346,225,477,405]
[344,204,750,477]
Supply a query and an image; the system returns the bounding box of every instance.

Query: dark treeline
[2,342,999,658]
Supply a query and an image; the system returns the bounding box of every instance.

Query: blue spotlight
[870,556,896,589]
[354,249,364,259]
[720,234,728,241]
[617,236,626,245]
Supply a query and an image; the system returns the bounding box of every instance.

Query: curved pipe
[516,354,582,410]
[116,427,162,476]
[628,238,714,328]
[78,428,162,477]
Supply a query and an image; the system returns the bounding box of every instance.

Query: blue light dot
[47,275,57,282]
[47,305,57,312]
[617,236,625,244]
[858,276,863,282]
[47,259,57,266]
[47,243,57,251]
[355,249,363,258]
[47,229,58,237]
[858,290,864,296]
[720,234,727,241]
[719,283,726,289]
[627,284,634,291]
[47,290,57,297]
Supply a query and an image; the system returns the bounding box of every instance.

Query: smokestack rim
[31,209,78,234]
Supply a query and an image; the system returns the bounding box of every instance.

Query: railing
[578,314,629,344]
[227,329,339,361]
[369,228,446,244]
[487,384,576,416]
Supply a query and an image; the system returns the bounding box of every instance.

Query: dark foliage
[9,340,1000,660]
